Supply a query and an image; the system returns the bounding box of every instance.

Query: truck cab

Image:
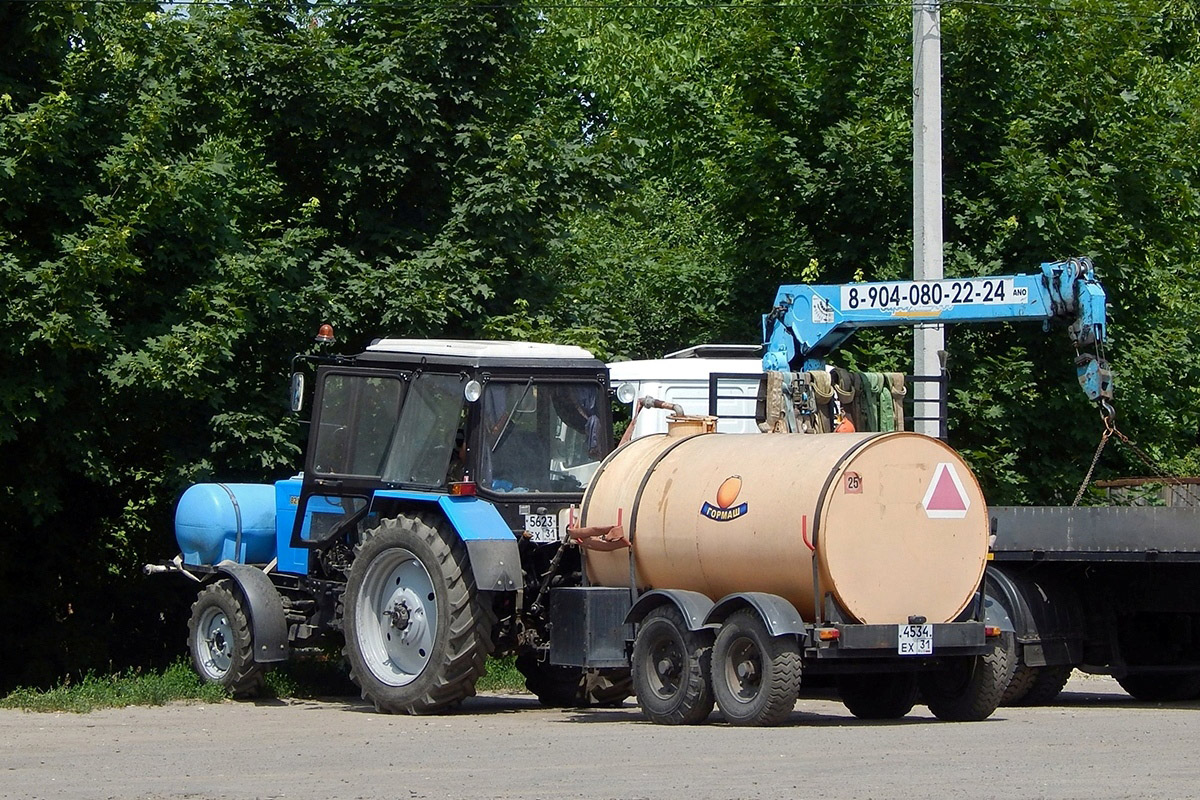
[609,344,763,438]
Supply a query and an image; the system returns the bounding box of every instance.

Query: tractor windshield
[480,381,606,494]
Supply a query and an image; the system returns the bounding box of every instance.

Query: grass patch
[264,648,357,698]
[476,654,525,694]
[0,660,227,713]
[2,654,528,713]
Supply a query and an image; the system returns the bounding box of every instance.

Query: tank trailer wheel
[631,606,715,725]
[837,672,920,720]
[1001,663,1073,706]
[343,515,494,715]
[710,609,801,726]
[919,637,1013,721]
[1116,672,1200,702]
[187,579,266,698]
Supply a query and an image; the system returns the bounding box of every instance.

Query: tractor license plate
[898,624,934,655]
[525,514,559,544]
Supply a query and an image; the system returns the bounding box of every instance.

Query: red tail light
[449,481,477,497]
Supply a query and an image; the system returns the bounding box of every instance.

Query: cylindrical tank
[175,483,277,566]
[581,424,988,625]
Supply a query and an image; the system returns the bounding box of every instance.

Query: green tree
[0,0,623,690]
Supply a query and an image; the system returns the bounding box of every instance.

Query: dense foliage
[1,0,1197,689]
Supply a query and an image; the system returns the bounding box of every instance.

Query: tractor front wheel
[187,579,266,698]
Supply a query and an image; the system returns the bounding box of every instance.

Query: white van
[608,344,764,439]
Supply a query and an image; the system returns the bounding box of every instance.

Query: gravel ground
[2,672,1198,800]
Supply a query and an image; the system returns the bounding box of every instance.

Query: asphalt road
[2,673,1198,800]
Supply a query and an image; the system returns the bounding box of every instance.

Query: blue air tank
[175,483,278,566]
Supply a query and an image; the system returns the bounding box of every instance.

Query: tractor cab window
[480,381,606,494]
[381,373,464,486]
[311,374,406,477]
[310,371,464,488]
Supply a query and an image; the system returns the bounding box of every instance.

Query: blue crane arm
[762,257,1112,408]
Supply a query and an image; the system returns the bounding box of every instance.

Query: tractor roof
[359,339,605,371]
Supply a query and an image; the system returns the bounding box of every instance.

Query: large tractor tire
[343,514,494,714]
[837,672,920,720]
[919,637,1013,721]
[187,579,267,698]
[1001,664,1073,706]
[631,605,714,725]
[710,609,802,726]
[1116,672,1200,702]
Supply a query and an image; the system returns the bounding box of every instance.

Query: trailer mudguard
[626,589,715,631]
[705,592,808,639]
[371,491,521,592]
[985,565,1084,667]
[214,562,289,664]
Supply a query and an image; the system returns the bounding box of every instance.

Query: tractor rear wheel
[343,514,494,714]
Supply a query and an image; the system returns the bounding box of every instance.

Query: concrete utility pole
[912,0,944,437]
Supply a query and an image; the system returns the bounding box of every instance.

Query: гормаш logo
[701,476,748,522]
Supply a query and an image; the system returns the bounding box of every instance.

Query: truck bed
[990,506,1200,562]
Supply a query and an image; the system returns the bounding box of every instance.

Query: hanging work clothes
[758,370,789,433]
[831,367,865,432]
[804,370,835,434]
[886,373,907,431]
[861,372,883,431]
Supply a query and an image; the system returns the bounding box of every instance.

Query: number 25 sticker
[844,472,862,494]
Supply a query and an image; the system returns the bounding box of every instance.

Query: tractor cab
[293,338,612,560]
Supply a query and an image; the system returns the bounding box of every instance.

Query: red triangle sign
[923,463,970,519]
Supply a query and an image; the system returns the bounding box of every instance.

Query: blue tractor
[149,336,624,712]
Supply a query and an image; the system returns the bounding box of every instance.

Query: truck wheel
[631,606,714,725]
[919,637,1012,721]
[343,514,494,714]
[837,672,919,720]
[710,609,801,726]
[187,579,266,698]
[1001,664,1073,706]
[1116,672,1200,702]
[515,652,587,707]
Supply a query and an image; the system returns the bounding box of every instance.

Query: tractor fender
[214,561,289,664]
[371,491,521,592]
[705,592,808,640]
[625,589,715,631]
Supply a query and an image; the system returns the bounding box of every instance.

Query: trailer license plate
[898,624,933,655]
[525,514,559,544]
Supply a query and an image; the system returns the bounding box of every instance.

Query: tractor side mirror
[290,372,305,413]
